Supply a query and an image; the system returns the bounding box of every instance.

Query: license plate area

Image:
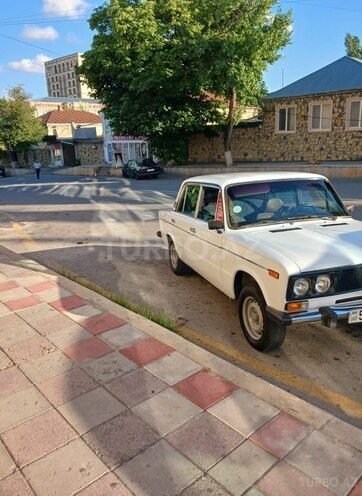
[348,308,362,324]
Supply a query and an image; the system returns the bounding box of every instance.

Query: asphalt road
[0,170,361,426]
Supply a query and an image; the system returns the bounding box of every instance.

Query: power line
[0,33,60,55]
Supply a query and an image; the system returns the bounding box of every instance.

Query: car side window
[175,185,200,217]
[197,186,220,221]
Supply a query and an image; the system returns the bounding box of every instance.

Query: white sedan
[157,172,362,351]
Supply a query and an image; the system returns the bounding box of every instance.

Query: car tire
[238,285,286,351]
[135,173,140,180]
[168,238,191,275]
[122,170,128,178]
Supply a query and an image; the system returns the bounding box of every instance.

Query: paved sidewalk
[0,249,361,496]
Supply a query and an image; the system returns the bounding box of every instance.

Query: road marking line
[177,326,362,420]
[12,223,38,251]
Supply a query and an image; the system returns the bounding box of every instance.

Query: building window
[275,106,296,133]
[54,66,57,74]
[347,99,362,130]
[309,101,332,131]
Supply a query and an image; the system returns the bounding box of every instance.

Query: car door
[189,185,223,289]
[170,183,201,267]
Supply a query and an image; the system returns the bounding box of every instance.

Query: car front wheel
[238,285,286,351]
[168,239,191,275]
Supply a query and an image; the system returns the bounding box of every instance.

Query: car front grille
[335,264,362,293]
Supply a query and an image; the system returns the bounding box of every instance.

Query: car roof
[181,171,327,188]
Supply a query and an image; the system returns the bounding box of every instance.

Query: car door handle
[171,218,176,224]
[190,227,196,234]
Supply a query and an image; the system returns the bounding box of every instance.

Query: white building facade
[45,53,91,99]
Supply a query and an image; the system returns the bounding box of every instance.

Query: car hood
[246,218,362,272]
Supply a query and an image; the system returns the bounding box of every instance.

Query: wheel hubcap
[170,244,178,268]
[243,296,264,340]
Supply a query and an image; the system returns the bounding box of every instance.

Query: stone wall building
[189,57,362,164]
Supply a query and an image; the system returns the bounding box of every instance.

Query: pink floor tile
[36,367,98,406]
[0,281,19,293]
[349,478,362,496]
[4,336,55,365]
[80,312,126,335]
[25,281,56,293]
[174,370,238,410]
[49,295,86,312]
[250,411,313,458]
[1,409,76,467]
[4,295,40,311]
[0,366,31,397]
[257,461,335,496]
[63,337,113,362]
[0,471,35,496]
[119,338,174,366]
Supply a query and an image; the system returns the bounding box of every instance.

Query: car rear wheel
[238,285,286,351]
[122,170,128,178]
[168,239,191,275]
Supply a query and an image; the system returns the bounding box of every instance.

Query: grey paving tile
[166,411,244,471]
[208,388,279,436]
[132,388,201,436]
[83,410,159,470]
[0,440,15,478]
[61,305,103,323]
[22,438,107,496]
[144,351,202,385]
[35,287,72,303]
[0,314,38,347]
[36,367,98,406]
[105,367,167,407]
[209,440,276,496]
[322,417,362,453]
[243,488,266,496]
[79,351,137,384]
[100,324,147,349]
[115,440,202,496]
[0,386,51,433]
[180,476,233,496]
[286,430,362,496]
[17,304,75,335]
[47,325,93,349]
[57,387,126,434]
[0,349,12,370]
[76,473,133,496]
[19,350,73,383]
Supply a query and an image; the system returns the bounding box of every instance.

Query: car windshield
[226,179,348,229]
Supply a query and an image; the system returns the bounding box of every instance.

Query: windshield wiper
[286,215,334,222]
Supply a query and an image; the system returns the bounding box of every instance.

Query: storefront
[108,136,149,166]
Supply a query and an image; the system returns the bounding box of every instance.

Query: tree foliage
[345,33,362,59]
[80,0,291,164]
[0,85,45,166]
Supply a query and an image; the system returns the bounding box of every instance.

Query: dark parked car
[0,165,6,177]
[122,159,162,179]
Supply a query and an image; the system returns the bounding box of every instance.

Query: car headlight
[293,278,310,296]
[315,275,332,294]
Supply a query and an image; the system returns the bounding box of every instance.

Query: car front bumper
[267,304,362,328]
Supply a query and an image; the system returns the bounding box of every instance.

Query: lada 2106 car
[157,172,362,351]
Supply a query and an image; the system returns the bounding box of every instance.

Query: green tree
[0,85,45,167]
[345,33,362,59]
[80,0,291,165]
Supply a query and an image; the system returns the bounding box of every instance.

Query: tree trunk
[8,148,18,168]
[224,89,236,167]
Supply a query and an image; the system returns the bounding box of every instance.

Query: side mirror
[208,219,224,231]
[346,205,354,215]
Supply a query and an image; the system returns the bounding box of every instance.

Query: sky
[0,0,361,100]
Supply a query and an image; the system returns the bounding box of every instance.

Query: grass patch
[45,261,179,332]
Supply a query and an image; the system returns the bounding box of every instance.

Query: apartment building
[44,53,91,99]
